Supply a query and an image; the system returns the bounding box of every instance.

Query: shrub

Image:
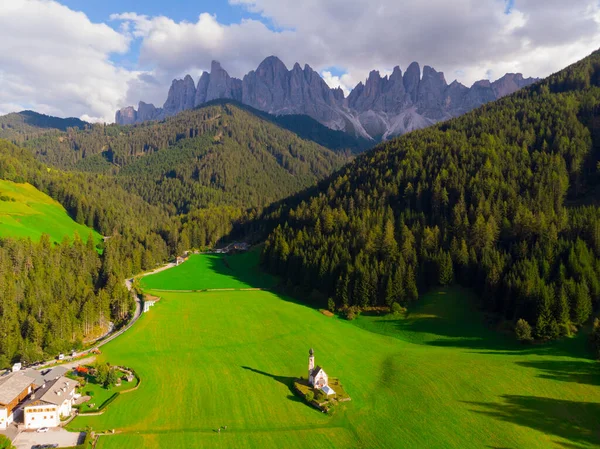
[327,298,336,313]
[390,302,406,315]
[515,318,533,342]
[86,390,94,397]
[304,391,314,403]
[341,306,360,321]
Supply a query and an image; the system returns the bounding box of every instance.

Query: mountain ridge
[116,56,538,140]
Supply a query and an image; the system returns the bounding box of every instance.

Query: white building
[23,376,78,429]
[307,348,335,395]
[0,373,34,429]
[12,363,21,372]
[144,300,155,313]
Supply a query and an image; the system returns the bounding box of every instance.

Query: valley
[67,250,600,449]
[1,7,600,448]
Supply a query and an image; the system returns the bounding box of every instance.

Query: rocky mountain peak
[115,55,538,141]
[163,75,196,116]
[403,62,421,103]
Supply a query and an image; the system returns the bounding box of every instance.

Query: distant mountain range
[116,56,538,140]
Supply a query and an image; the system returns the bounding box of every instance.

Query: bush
[341,306,360,321]
[390,302,406,315]
[304,391,314,403]
[515,318,533,342]
[327,298,335,313]
[86,390,94,397]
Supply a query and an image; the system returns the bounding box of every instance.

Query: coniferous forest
[263,50,600,340]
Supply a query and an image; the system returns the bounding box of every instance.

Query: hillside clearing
[0,179,102,244]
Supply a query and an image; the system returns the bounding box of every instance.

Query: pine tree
[438,251,454,286]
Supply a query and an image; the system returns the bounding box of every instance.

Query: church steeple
[308,348,315,378]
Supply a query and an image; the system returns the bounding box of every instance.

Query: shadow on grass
[465,395,600,447]
[353,288,593,359]
[240,366,303,404]
[359,312,583,357]
[514,360,600,387]
[204,250,278,290]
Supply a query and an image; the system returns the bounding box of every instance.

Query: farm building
[0,373,35,429]
[23,376,78,429]
[307,348,335,395]
[22,366,69,386]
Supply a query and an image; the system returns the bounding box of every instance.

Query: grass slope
[141,249,278,291]
[70,252,600,449]
[0,180,102,244]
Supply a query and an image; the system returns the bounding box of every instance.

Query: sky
[1,0,600,122]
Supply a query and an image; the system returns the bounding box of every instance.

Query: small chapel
[308,348,335,396]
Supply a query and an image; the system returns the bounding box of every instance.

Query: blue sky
[60,0,252,24]
[60,0,266,67]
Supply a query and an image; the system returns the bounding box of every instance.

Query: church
[308,348,335,396]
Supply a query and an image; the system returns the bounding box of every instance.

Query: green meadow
[141,249,278,290]
[70,251,600,448]
[0,179,102,244]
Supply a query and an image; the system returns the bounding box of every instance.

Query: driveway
[13,428,84,449]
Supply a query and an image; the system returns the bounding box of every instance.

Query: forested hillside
[263,49,600,340]
[0,110,87,143]
[0,139,251,366]
[11,103,346,213]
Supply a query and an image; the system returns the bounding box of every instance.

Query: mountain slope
[0,110,88,143]
[116,56,538,140]
[262,49,600,341]
[15,103,348,213]
[0,179,102,244]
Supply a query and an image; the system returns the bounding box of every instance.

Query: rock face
[115,106,137,126]
[115,56,539,140]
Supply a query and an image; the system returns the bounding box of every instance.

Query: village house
[308,348,335,396]
[176,256,185,266]
[0,372,35,429]
[23,376,78,429]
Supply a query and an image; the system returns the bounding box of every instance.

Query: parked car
[36,427,49,433]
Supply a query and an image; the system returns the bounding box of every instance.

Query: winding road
[36,262,176,368]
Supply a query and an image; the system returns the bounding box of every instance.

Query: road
[13,428,84,449]
[35,263,176,369]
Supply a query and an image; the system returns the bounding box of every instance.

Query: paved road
[13,428,84,449]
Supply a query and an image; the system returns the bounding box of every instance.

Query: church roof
[311,366,324,376]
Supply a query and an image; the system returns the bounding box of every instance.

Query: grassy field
[0,180,102,244]
[69,251,600,448]
[141,248,278,290]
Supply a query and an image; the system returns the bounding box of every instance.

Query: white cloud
[320,71,353,97]
[111,0,600,112]
[2,0,600,122]
[0,0,135,122]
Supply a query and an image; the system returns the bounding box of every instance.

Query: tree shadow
[375,313,577,357]
[514,360,600,387]
[240,366,303,404]
[464,395,600,447]
[204,251,278,290]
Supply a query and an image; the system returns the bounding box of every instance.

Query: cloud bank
[1,0,600,122]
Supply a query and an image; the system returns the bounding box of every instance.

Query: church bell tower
[308,348,315,378]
